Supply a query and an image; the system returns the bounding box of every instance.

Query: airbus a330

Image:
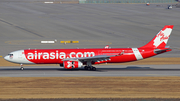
[4,25,173,71]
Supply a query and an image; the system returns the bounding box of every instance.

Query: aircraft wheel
[92,67,96,71]
[84,66,88,70]
[20,67,24,71]
[87,67,91,70]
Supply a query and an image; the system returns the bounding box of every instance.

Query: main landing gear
[84,61,96,71]
[84,66,96,71]
[20,64,24,71]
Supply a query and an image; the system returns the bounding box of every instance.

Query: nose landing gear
[20,64,24,70]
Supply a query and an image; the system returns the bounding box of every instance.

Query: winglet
[140,25,174,49]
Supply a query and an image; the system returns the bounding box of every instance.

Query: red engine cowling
[63,61,83,69]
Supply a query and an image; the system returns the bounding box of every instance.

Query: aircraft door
[98,50,102,55]
[18,51,23,60]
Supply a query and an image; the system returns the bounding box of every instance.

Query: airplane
[4,25,173,71]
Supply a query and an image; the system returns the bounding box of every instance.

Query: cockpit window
[8,54,13,58]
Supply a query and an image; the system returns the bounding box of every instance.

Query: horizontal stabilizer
[154,48,171,54]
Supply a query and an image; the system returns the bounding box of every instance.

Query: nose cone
[4,55,9,61]
[4,55,14,63]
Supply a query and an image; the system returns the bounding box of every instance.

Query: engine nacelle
[63,61,83,69]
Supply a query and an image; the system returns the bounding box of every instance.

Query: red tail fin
[140,25,173,49]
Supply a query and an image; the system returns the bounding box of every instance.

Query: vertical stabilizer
[140,25,173,49]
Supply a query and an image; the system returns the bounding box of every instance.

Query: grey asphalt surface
[0,65,180,77]
[0,1,180,58]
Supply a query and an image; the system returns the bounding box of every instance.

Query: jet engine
[63,61,83,69]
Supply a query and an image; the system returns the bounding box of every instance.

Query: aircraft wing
[63,52,124,62]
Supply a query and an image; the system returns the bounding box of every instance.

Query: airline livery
[4,25,173,71]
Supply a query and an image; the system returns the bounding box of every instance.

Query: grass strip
[0,77,180,99]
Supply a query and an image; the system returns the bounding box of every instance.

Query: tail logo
[153,27,172,48]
